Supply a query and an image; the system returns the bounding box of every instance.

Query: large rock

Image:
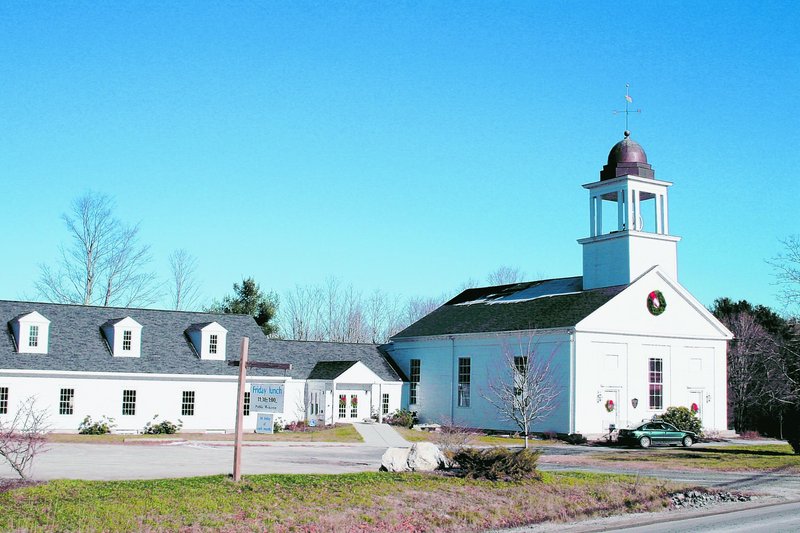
[380,447,411,472]
[407,442,446,472]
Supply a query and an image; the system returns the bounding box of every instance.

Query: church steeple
[578,132,680,290]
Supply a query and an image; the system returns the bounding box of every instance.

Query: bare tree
[482,337,560,448]
[404,295,445,326]
[0,396,49,479]
[487,266,526,286]
[723,312,777,432]
[168,249,200,310]
[37,192,160,307]
[769,235,800,313]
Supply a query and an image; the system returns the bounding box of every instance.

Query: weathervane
[613,83,641,136]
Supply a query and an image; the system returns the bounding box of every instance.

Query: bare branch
[481,336,561,448]
[487,266,526,286]
[0,396,50,479]
[36,192,160,308]
[168,249,201,311]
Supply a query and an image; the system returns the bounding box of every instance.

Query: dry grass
[589,444,800,473]
[47,424,362,444]
[0,471,689,532]
[393,427,560,447]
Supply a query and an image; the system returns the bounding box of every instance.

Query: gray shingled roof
[392,277,626,338]
[0,300,401,381]
[307,361,357,380]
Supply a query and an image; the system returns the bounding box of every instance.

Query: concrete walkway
[351,422,410,448]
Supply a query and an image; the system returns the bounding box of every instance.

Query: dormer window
[186,321,228,361]
[9,311,51,354]
[101,317,143,358]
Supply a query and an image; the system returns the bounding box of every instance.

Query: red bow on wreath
[605,399,615,412]
[690,402,699,414]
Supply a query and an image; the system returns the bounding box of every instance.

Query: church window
[59,388,74,415]
[514,356,527,397]
[409,359,420,405]
[29,325,39,347]
[338,394,347,418]
[243,392,251,416]
[350,394,358,418]
[458,357,471,407]
[648,358,663,410]
[209,334,218,355]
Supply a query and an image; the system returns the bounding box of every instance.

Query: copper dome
[600,132,654,181]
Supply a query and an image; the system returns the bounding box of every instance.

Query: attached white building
[0,304,402,433]
[384,133,733,437]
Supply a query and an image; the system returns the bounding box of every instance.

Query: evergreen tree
[209,278,279,336]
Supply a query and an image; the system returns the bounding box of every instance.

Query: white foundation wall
[387,332,574,433]
[573,332,728,435]
[0,371,306,433]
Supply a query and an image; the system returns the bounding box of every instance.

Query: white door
[602,389,620,432]
[689,390,704,425]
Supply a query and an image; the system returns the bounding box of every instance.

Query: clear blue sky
[1,2,798,313]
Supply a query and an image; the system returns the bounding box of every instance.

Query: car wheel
[682,435,693,447]
[639,436,651,448]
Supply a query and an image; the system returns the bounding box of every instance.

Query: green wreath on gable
[647,290,667,316]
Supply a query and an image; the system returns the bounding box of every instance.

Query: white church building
[385,132,733,436]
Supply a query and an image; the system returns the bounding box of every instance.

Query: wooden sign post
[230,340,292,482]
[232,337,249,482]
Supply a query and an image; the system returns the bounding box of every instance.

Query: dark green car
[617,421,698,448]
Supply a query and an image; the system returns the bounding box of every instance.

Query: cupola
[578,132,681,290]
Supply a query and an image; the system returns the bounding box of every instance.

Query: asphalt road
[619,500,800,533]
[0,441,387,480]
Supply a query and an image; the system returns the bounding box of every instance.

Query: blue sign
[250,383,285,413]
[256,413,274,434]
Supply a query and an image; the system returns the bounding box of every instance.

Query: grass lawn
[393,427,560,447]
[593,444,800,472]
[47,424,362,444]
[0,471,689,532]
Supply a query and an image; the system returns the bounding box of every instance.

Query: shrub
[562,433,587,445]
[660,406,703,436]
[142,416,182,435]
[452,447,541,481]
[78,415,115,435]
[385,409,415,428]
[286,421,309,432]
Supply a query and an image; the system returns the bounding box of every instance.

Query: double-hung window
[0,387,8,415]
[29,325,39,347]
[648,358,663,410]
[59,388,75,415]
[182,390,195,416]
[122,330,132,351]
[122,389,136,415]
[243,391,251,416]
[458,357,471,407]
[382,393,390,416]
[209,334,218,355]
